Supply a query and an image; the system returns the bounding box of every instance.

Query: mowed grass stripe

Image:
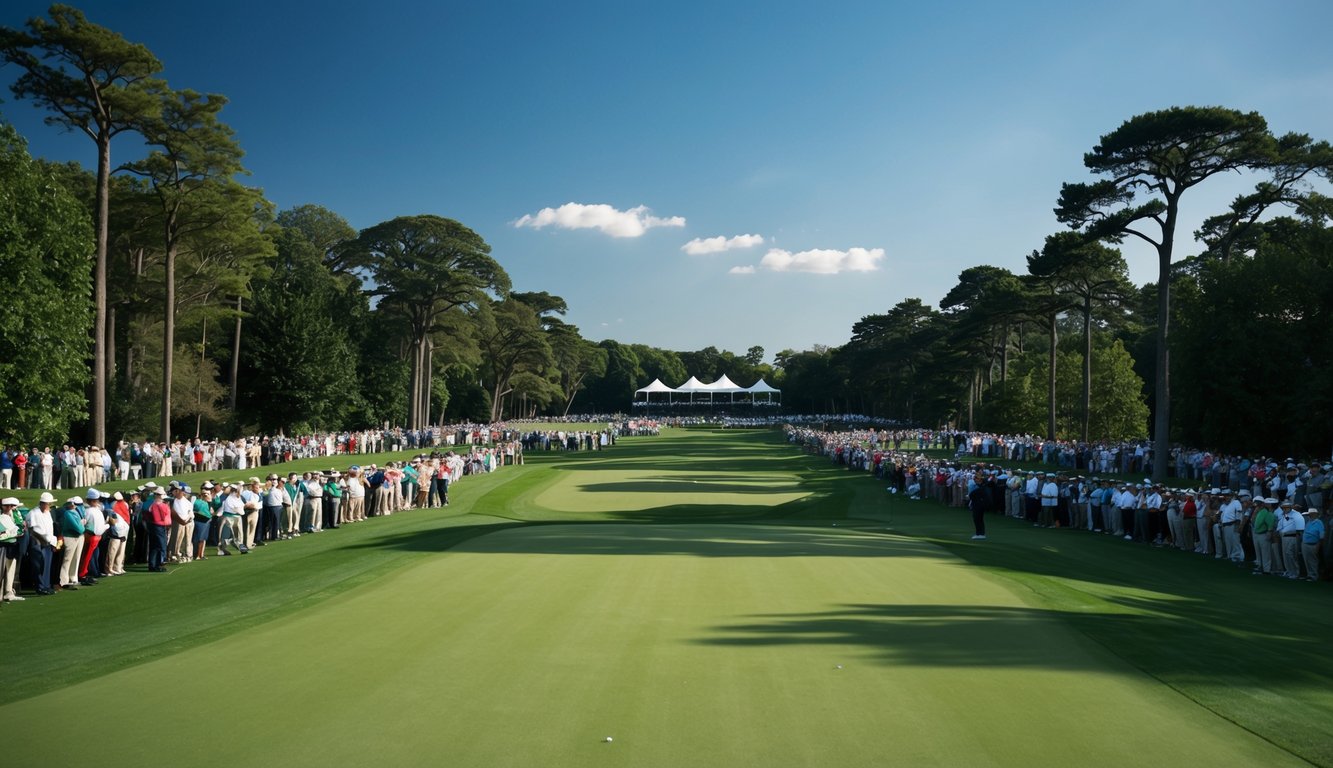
[1,523,1303,767]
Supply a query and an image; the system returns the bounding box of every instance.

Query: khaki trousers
[60,535,84,585]
[105,537,126,574]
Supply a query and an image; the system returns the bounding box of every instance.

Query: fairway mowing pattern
[537,468,810,513]
[2,523,1304,768]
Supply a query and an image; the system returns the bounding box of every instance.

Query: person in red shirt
[147,489,172,572]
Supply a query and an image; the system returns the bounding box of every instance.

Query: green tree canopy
[2,3,164,445]
[0,121,95,446]
[1056,106,1277,478]
[353,215,510,429]
[237,225,361,433]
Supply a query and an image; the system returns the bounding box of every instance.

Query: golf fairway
[4,429,1329,766]
[2,522,1305,767]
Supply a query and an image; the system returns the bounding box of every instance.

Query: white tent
[746,378,782,405]
[674,376,711,402]
[704,374,745,403]
[630,374,781,407]
[705,374,745,393]
[634,378,677,404]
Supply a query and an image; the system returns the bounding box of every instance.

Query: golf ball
[605,737,613,742]
[836,665,843,669]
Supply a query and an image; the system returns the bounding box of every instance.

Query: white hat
[0,497,18,506]
[112,492,123,500]
[145,482,158,489]
[39,492,55,504]
[66,496,82,505]
[85,487,100,500]
[1305,508,1320,516]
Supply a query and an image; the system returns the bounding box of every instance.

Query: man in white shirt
[241,478,263,549]
[1116,483,1137,539]
[25,493,58,595]
[1276,499,1305,579]
[1218,490,1245,562]
[1038,474,1059,528]
[1143,485,1163,545]
[169,485,194,563]
[1023,472,1040,523]
[262,475,287,544]
[344,468,365,523]
[303,474,324,533]
[218,485,247,556]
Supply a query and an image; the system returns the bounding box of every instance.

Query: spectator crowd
[786,425,1332,583]
[0,418,653,602]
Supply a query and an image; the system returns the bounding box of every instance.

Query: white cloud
[513,202,685,238]
[728,265,756,275]
[681,233,765,255]
[759,247,884,274]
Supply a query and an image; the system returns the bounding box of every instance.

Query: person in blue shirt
[0,448,13,490]
[1301,508,1325,582]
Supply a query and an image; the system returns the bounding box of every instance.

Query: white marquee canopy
[633,375,782,405]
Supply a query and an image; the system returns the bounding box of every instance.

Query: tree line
[775,109,1333,474]
[4,6,1332,473]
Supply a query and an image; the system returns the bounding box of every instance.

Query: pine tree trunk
[1047,311,1057,440]
[1082,296,1093,442]
[161,237,176,444]
[93,134,111,447]
[229,296,242,414]
[407,337,421,430]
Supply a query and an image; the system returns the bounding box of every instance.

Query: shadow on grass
[694,599,1332,683]
[575,479,804,495]
[697,602,1119,670]
[343,517,947,559]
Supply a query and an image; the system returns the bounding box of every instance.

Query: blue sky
[4,1,1332,366]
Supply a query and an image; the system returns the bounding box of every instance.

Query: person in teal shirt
[192,488,214,561]
[57,498,86,590]
[401,462,419,510]
[323,472,343,529]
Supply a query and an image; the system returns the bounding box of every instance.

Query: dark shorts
[193,519,211,544]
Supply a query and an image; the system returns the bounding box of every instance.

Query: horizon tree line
[3,5,1332,465]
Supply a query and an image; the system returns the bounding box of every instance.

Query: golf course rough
[2,429,1324,767]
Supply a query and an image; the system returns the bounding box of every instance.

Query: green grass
[4,428,1330,766]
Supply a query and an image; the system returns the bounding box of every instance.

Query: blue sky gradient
[4,1,1331,363]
